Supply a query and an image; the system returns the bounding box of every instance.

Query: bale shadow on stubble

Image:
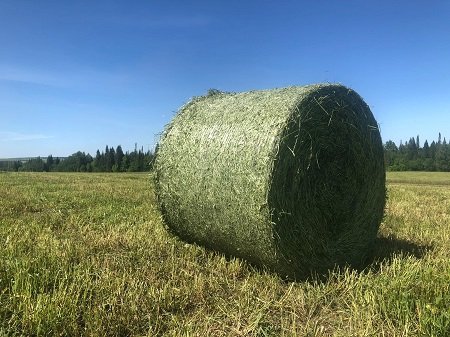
[217,235,434,283]
[363,235,433,273]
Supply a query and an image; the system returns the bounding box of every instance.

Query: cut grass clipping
[154,84,386,280]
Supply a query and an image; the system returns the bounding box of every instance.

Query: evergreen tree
[92,150,105,172]
[423,140,430,157]
[55,151,91,172]
[86,154,93,172]
[121,154,130,172]
[406,137,417,159]
[106,146,115,172]
[47,155,54,171]
[127,149,139,172]
[384,140,398,168]
[436,144,449,171]
[421,140,434,170]
[115,145,124,172]
[105,146,112,172]
[20,157,46,172]
[383,134,450,172]
[430,141,437,159]
[13,161,22,171]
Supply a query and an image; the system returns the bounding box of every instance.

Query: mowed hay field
[0,172,449,336]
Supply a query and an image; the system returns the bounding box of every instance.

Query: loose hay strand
[154,84,386,280]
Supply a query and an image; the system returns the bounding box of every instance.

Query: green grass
[0,172,449,336]
[387,171,450,185]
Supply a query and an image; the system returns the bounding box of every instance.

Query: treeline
[3,135,450,173]
[385,133,450,171]
[0,145,154,172]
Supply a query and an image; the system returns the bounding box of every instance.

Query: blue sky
[1,0,449,157]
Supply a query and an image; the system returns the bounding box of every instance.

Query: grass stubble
[0,172,448,336]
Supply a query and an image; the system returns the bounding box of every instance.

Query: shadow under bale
[368,236,433,266]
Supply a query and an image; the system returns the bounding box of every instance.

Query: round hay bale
[154,84,386,279]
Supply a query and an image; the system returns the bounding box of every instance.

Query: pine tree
[92,150,102,172]
[422,139,434,171]
[115,145,124,172]
[107,147,115,172]
[436,143,449,171]
[430,141,437,159]
[384,140,398,169]
[121,154,130,172]
[47,155,54,171]
[105,146,112,172]
[423,140,430,157]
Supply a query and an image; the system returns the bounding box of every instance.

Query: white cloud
[0,65,62,87]
[0,64,128,90]
[0,131,53,141]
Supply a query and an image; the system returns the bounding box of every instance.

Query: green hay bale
[154,84,386,279]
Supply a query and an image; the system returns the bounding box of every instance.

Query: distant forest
[384,133,450,171]
[1,133,450,172]
[0,145,154,172]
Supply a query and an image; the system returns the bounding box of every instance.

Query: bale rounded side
[154,84,385,279]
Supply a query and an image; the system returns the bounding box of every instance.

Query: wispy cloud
[0,64,129,90]
[0,65,62,87]
[0,131,53,141]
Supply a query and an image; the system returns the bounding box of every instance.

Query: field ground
[387,171,450,186]
[0,172,449,336]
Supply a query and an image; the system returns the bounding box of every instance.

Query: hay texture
[154,84,385,279]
